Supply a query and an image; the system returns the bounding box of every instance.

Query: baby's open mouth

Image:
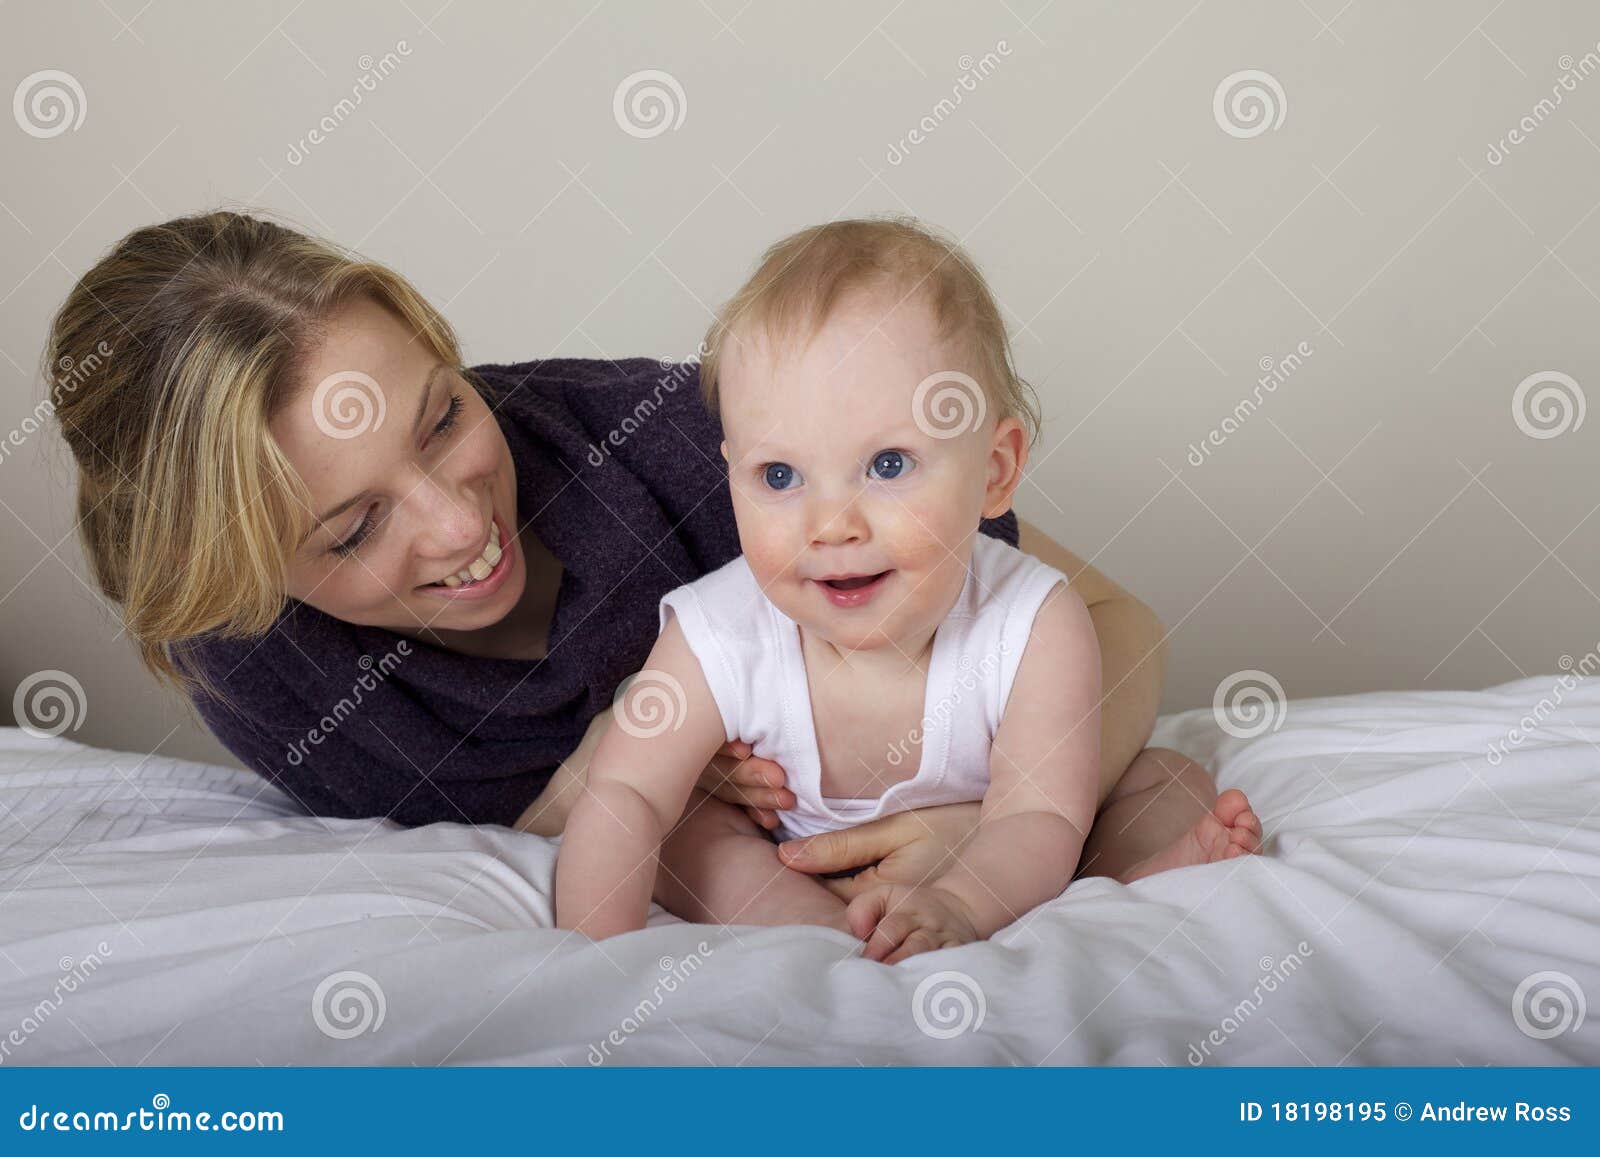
[821,571,890,590]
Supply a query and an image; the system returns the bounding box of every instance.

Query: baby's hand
[846,883,980,964]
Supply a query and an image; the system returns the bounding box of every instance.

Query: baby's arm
[850,582,1102,961]
[554,614,728,940]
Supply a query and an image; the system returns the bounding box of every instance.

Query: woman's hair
[42,209,464,704]
[698,215,1041,444]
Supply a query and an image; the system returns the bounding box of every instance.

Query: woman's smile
[417,513,517,601]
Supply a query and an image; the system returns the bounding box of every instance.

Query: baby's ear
[983,416,1028,518]
[719,439,729,463]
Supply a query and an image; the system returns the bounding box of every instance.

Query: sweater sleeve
[177,638,370,820]
[176,631,548,830]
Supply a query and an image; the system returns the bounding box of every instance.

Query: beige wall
[2,1,1596,767]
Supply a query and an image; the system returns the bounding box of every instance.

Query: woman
[44,210,1234,911]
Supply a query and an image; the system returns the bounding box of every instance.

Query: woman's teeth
[435,524,503,588]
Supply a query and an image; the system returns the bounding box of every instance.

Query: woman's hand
[695,740,795,830]
[775,801,983,900]
[515,716,794,836]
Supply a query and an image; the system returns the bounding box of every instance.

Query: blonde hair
[699,215,1040,443]
[42,209,465,705]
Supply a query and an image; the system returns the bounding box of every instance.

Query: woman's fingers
[711,744,788,788]
[697,749,793,809]
[778,813,907,873]
[745,805,779,830]
[819,865,879,902]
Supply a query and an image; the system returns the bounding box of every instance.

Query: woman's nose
[413,474,484,554]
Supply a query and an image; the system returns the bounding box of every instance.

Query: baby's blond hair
[699,215,1040,444]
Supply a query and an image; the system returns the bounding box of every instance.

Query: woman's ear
[982,416,1028,519]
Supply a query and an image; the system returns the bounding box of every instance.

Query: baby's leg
[655,789,850,933]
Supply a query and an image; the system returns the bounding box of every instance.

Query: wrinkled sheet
[0,673,1594,1065]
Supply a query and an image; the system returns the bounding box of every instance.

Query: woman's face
[272,295,525,635]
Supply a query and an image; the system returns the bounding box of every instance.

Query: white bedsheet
[0,674,1595,1065]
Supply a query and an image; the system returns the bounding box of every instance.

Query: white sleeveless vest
[657,533,1070,841]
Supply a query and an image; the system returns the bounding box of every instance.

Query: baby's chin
[782,602,912,653]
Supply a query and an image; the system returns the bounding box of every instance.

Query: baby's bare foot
[1118,788,1262,884]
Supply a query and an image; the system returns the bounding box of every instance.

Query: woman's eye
[331,511,376,558]
[431,391,464,441]
[763,462,801,491]
[869,449,912,480]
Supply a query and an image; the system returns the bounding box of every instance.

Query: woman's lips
[813,570,893,608]
[418,515,514,601]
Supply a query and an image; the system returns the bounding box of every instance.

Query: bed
[1,673,1595,1065]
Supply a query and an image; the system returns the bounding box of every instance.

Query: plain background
[1,1,1595,768]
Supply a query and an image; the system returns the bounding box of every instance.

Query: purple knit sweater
[179,357,1019,828]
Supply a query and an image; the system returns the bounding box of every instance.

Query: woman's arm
[512,714,792,837]
[1015,516,1166,801]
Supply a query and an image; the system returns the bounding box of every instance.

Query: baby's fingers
[863,912,921,963]
[846,888,887,940]
[882,929,944,966]
[847,891,916,963]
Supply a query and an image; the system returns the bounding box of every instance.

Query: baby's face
[718,288,1019,652]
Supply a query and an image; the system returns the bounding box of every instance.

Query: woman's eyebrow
[408,363,448,439]
[297,363,447,547]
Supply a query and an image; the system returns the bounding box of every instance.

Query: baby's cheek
[737,525,796,586]
[891,496,976,557]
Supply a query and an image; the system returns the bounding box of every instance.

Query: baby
[556,217,1255,963]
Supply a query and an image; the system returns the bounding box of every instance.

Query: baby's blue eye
[763,462,800,490]
[869,450,911,480]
